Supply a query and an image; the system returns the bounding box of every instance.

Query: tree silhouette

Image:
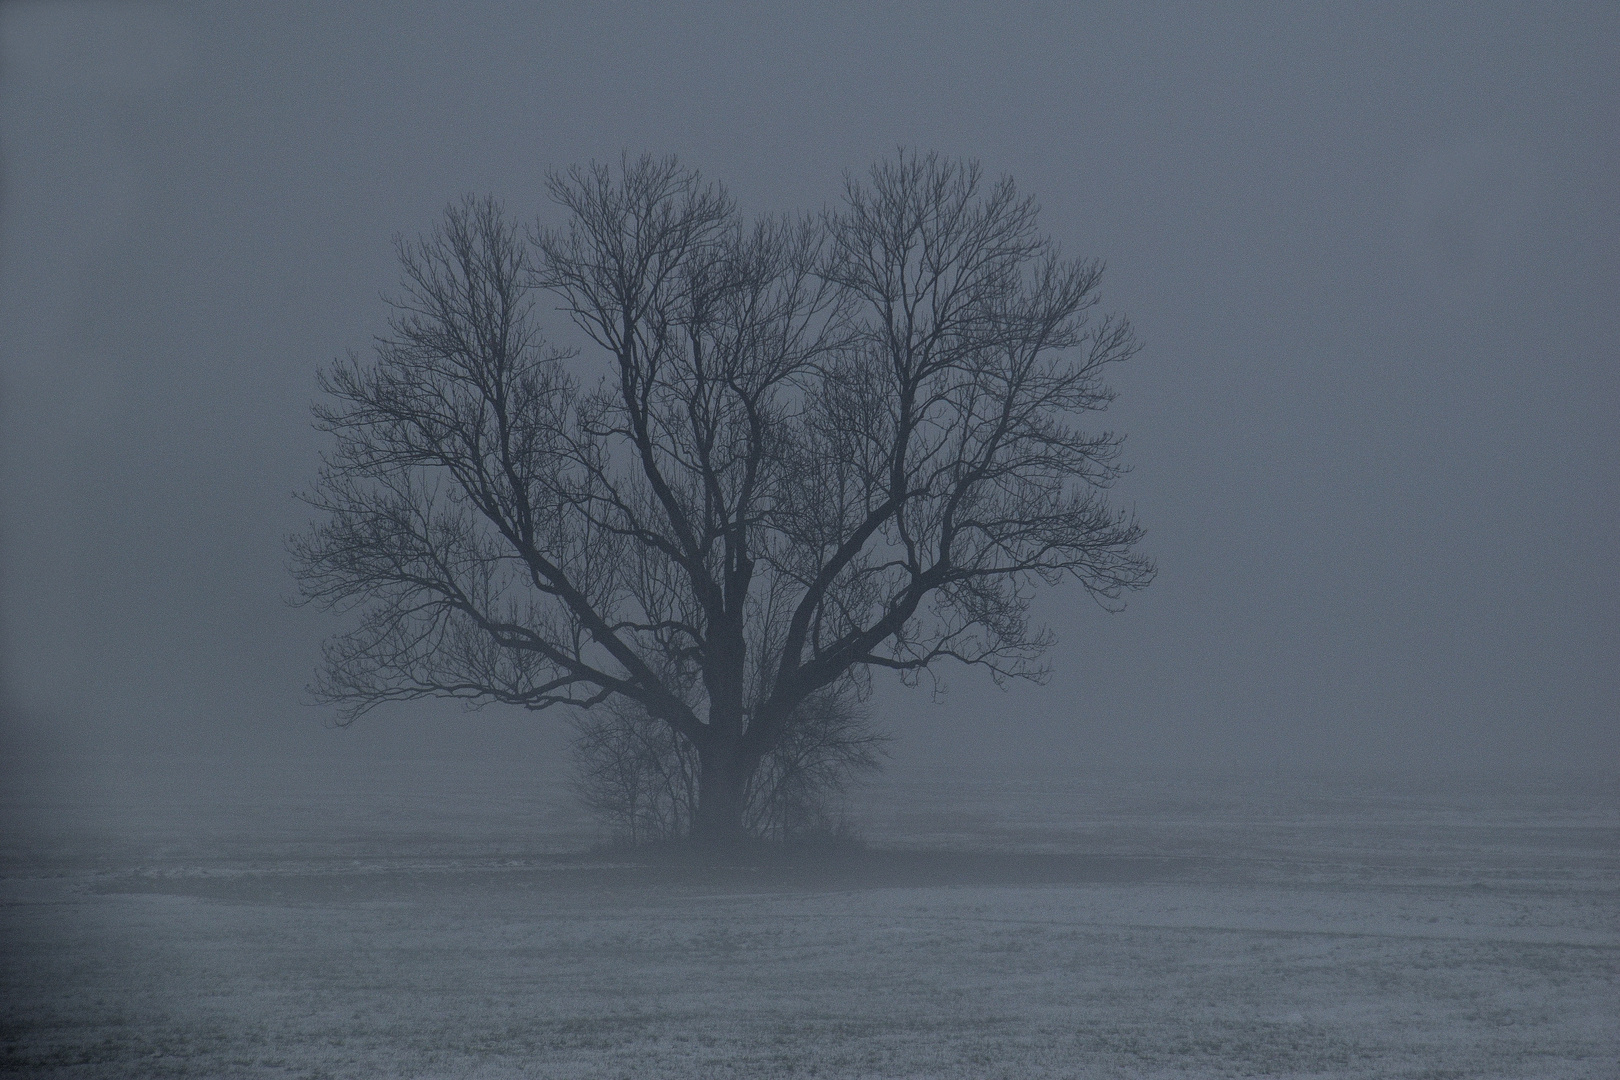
[291,152,1154,842]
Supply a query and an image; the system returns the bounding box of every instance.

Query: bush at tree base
[571,684,884,844]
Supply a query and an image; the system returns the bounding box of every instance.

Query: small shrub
[571,685,885,844]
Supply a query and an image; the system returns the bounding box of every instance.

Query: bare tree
[291,152,1154,843]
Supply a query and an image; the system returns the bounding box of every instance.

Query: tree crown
[291,152,1155,758]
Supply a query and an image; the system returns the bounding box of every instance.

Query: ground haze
[4,765,1613,1077]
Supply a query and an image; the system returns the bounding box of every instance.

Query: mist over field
[4,763,1616,1077]
[2,3,1616,1077]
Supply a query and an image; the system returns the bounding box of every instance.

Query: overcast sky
[2,2,1614,783]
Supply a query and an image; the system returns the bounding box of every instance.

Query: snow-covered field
[2,765,1615,1078]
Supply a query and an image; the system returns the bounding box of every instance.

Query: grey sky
[2,2,1615,780]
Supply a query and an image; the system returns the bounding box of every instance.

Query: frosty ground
[2,765,1614,1078]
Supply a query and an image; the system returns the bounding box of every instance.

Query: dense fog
[4,3,1614,783]
[1,4,1615,1077]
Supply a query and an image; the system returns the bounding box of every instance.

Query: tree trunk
[691,743,756,845]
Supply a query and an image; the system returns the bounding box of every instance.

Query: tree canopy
[291,152,1155,839]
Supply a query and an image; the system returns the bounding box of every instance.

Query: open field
[2,766,1615,1078]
